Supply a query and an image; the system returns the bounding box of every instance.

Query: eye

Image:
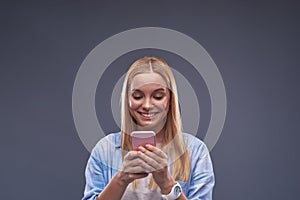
[132,92,143,100]
[153,93,165,100]
[133,96,143,100]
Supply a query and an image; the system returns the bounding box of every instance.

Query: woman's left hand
[137,145,176,192]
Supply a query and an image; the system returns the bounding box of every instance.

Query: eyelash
[154,95,164,100]
[132,94,165,100]
[132,96,142,100]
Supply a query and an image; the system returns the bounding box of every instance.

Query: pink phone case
[131,131,156,150]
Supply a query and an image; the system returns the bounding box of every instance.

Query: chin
[138,121,156,128]
[137,120,165,132]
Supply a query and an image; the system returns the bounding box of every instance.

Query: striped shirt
[82,132,215,200]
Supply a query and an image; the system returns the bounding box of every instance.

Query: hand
[117,150,154,186]
[137,145,176,191]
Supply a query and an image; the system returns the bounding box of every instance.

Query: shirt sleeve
[186,139,215,200]
[82,143,107,200]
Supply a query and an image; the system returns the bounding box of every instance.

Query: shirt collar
[114,132,121,148]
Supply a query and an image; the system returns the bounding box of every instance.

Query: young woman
[82,57,215,200]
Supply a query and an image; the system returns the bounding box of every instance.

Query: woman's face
[128,72,170,130]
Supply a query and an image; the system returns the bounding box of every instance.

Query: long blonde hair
[120,56,190,190]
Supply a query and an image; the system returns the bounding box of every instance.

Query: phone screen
[130,131,156,150]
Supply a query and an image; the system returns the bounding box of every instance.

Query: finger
[124,151,139,161]
[123,158,156,173]
[137,148,167,170]
[133,158,157,173]
[130,165,154,173]
[125,164,154,174]
[122,152,142,172]
[139,145,167,163]
[138,146,158,159]
[137,150,161,170]
[145,144,167,159]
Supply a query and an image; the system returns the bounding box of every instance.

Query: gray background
[1,0,299,199]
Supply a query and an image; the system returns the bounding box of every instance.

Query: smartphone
[130,131,156,150]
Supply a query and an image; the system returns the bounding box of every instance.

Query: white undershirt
[121,174,163,200]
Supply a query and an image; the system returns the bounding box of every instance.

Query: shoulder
[182,132,206,148]
[91,132,122,156]
[182,133,209,157]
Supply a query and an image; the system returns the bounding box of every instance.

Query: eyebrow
[131,88,167,93]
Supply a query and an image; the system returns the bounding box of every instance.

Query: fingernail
[138,146,144,151]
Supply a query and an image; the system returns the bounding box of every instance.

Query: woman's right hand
[117,150,155,186]
[95,150,152,200]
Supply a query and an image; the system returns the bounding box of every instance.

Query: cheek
[156,99,170,112]
[128,98,140,110]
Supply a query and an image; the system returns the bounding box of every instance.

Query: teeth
[141,113,155,117]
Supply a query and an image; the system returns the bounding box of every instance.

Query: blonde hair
[120,56,190,190]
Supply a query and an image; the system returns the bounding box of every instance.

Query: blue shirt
[82,132,215,200]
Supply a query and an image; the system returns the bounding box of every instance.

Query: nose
[142,97,153,110]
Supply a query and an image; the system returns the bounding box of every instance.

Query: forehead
[130,73,167,90]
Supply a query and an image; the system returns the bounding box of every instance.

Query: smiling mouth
[137,111,159,118]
